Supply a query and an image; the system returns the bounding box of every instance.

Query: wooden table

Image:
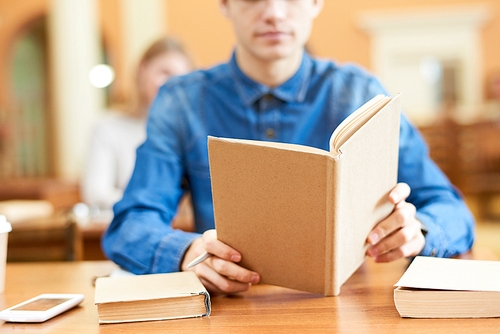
[1,250,499,333]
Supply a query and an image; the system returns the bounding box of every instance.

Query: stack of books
[394,256,500,318]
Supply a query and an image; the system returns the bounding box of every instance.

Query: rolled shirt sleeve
[102,84,200,273]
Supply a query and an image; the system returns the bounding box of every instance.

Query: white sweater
[81,112,146,210]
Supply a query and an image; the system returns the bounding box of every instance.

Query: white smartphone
[0,293,84,323]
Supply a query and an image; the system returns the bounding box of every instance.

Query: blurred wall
[0,0,48,107]
[166,1,234,67]
[0,0,499,180]
[166,0,500,96]
[314,0,499,85]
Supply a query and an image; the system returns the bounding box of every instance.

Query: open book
[208,94,401,296]
[394,256,500,318]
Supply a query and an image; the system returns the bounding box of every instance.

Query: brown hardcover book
[208,94,401,296]
[394,256,500,318]
[94,272,211,324]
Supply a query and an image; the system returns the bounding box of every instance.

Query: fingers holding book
[181,229,260,295]
[366,183,425,262]
[195,259,259,295]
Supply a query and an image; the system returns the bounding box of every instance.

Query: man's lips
[256,31,291,41]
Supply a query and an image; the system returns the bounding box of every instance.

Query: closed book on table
[95,271,211,324]
[394,256,500,318]
[208,94,401,296]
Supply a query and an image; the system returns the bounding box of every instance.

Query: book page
[332,95,400,290]
[95,272,207,304]
[329,95,391,156]
[395,256,500,292]
[211,137,330,156]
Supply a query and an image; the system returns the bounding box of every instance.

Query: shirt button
[266,128,275,139]
[263,94,272,101]
[430,249,437,256]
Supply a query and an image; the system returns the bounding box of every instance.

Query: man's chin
[253,46,302,62]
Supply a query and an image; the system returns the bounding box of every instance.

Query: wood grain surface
[0,248,498,333]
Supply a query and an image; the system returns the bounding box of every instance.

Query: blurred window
[0,18,50,179]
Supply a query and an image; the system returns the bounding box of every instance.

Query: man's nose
[261,0,287,22]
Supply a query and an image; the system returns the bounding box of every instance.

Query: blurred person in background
[81,36,194,227]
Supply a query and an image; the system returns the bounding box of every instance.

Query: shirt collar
[229,50,312,107]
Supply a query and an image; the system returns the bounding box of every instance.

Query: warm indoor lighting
[89,64,115,88]
[420,56,442,84]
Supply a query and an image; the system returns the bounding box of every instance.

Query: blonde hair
[110,36,194,115]
[139,36,194,70]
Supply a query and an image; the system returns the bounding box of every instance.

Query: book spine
[324,157,342,296]
[202,291,211,316]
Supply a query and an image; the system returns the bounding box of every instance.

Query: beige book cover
[394,256,500,318]
[208,94,401,296]
[95,271,211,324]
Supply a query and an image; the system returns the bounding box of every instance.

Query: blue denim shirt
[102,52,475,274]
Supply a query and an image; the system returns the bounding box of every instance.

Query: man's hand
[366,183,425,262]
[181,229,260,294]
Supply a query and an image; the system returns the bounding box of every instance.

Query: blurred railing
[419,118,500,220]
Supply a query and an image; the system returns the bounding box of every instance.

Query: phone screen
[11,298,71,312]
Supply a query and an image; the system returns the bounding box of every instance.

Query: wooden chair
[419,119,500,220]
[418,119,461,187]
[0,178,83,262]
[7,213,83,262]
[0,178,80,210]
[457,121,500,219]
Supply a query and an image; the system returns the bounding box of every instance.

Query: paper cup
[0,215,12,294]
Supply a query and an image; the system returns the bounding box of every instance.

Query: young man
[102,0,474,294]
